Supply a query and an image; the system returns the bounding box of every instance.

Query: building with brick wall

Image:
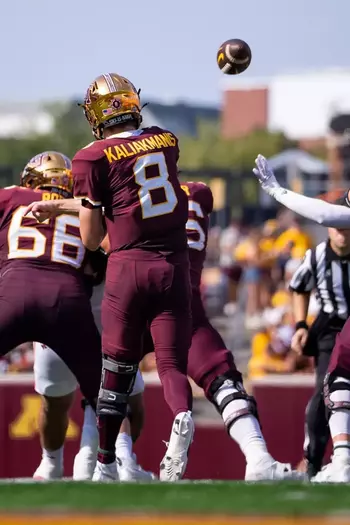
[221,68,350,184]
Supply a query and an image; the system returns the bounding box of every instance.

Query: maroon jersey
[0,186,85,275]
[73,126,188,253]
[181,182,214,291]
[0,186,101,404]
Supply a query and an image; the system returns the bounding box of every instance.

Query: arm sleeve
[272,187,350,228]
[289,249,315,293]
[72,157,103,209]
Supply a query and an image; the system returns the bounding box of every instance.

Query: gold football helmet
[80,73,142,139]
[21,151,73,199]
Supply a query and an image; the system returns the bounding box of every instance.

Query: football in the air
[217,39,252,75]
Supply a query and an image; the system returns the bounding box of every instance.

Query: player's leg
[148,255,194,482]
[72,400,99,481]
[33,342,77,480]
[42,289,107,479]
[93,256,145,481]
[187,289,302,481]
[0,273,32,357]
[187,320,294,481]
[116,371,143,464]
[39,276,102,410]
[74,372,154,481]
[313,322,350,482]
[116,373,156,481]
[303,348,331,478]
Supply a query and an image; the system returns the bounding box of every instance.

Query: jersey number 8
[134,152,178,219]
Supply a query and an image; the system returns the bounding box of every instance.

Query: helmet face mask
[80,73,143,139]
[21,151,73,199]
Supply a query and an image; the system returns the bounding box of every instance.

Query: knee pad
[97,355,138,418]
[324,374,350,414]
[208,371,259,432]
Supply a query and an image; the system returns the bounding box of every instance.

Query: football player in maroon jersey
[71,73,194,482]
[0,151,102,479]
[142,181,301,480]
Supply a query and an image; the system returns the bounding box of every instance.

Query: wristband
[295,321,308,331]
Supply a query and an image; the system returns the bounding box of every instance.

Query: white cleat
[73,447,97,481]
[311,459,350,483]
[33,458,62,481]
[245,460,305,481]
[92,460,118,482]
[160,411,194,482]
[117,454,157,482]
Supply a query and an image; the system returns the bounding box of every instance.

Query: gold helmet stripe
[103,73,116,93]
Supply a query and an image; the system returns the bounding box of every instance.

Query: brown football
[217,39,252,75]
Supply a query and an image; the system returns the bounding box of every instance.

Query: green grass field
[0,481,349,516]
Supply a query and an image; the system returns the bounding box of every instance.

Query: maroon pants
[143,289,242,398]
[0,266,101,403]
[102,249,193,415]
[328,316,350,380]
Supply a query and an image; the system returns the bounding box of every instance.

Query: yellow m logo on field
[9,394,79,439]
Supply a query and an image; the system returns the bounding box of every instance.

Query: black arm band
[295,321,309,331]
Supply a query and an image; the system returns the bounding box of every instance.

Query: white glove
[252,154,282,198]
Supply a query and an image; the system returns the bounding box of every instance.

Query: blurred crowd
[202,209,320,380]
[1,209,320,380]
[0,343,34,374]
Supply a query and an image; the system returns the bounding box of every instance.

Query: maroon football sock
[158,368,193,416]
[97,414,123,464]
[96,365,135,464]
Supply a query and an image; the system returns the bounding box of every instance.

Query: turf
[0,481,349,516]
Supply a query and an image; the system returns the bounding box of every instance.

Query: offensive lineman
[0,151,103,475]
[253,154,350,482]
[12,152,102,480]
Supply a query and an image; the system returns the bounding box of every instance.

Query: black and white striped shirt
[289,240,350,319]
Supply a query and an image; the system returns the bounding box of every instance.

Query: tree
[178,121,297,170]
[0,101,92,183]
[0,136,59,180]
[52,100,92,157]
[0,109,299,185]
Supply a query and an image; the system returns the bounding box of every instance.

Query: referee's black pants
[303,315,345,476]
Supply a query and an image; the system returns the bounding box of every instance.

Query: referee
[289,200,350,478]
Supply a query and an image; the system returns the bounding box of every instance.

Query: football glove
[253,154,281,198]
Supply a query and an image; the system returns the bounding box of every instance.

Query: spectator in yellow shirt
[248,308,313,380]
[274,216,313,260]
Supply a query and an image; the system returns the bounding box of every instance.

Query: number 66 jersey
[0,186,85,273]
[0,186,102,405]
